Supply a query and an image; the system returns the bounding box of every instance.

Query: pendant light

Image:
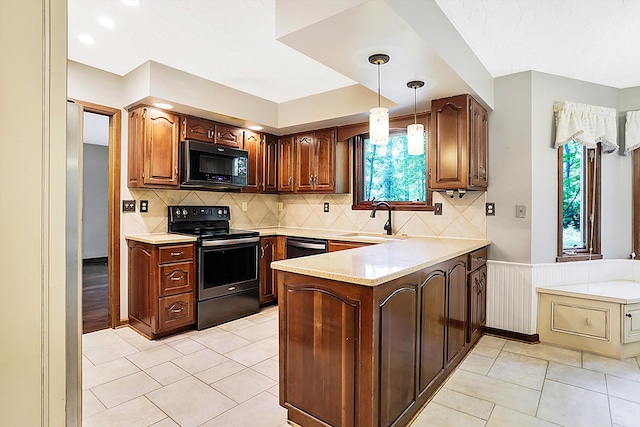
[407,80,425,155]
[369,54,390,146]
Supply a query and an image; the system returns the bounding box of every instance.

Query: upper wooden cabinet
[291,128,348,193]
[215,123,243,148]
[263,134,279,193]
[278,135,295,192]
[181,116,215,143]
[128,106,180,188]
[243,130,263,192]
[428,94,488,191]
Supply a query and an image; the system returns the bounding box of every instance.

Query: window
[352,113,432,211]
[557,141,601,261]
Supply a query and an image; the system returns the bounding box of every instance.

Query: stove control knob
[175,208,181,217]
[224,209,228,215]
[182,208,188,217]
[218,209,223,216]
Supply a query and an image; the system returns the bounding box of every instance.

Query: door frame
[73,99,122,328]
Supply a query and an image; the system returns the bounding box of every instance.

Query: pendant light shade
[407,80,425,155]
[369,54,390,146]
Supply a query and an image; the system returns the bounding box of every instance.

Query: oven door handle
[201,237,260,247]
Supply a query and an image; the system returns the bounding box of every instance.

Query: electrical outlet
[323,202,330,213]
[278,202,284,212]
[516,204,527,218]
[241,201,248,212]
[122,200,136,212]
[140,200,148,213]
[486,202,495,216]
[434,203,442,215]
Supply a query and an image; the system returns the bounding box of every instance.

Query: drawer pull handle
[170,252,184,257]
[169,304,184,313]
[228,286,236,291]
[475,256,484,262]
[170,276,183,281]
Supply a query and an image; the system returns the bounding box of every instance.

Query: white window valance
[553,101,619,154]
[624,110,640,155]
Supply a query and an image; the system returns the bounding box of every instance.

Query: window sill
[556,253,603,263]
[351,203,434,212]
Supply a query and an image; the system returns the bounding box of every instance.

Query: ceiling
[68,0,640,123]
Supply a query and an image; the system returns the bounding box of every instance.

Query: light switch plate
[516,204,527,218]
[434,203,442,215]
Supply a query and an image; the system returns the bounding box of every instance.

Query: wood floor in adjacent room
[83,259,109,334]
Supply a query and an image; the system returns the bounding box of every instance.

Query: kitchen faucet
[370,201,393,235]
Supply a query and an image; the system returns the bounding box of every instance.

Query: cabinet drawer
[159,244,194,263]
[215,124,243,148]
[159,261,194,296]
[468,247,487,271]
[158,293,195,331]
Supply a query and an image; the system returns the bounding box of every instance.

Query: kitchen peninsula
[271,236,489,427]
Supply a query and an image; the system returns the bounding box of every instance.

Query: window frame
[351,113,433,211]
[556,142,602,262]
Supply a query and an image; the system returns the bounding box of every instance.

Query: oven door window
[201,243,257,289]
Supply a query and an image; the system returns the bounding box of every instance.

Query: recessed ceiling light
[98,16,115,28]
[248,125,263,131]
[154,103,173,109]
[121,0,140,6]
[78,34,95,44]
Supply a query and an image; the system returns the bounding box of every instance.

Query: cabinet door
[143,108,179,186]
[127,108,144,187]
[128,242,155,329]
[313,128,335,192]
[418,269,447,394]
[468,265,487,344]
[278,135,294,192]
[259,237,277,304]
[447,259,467,364]
[469,97,488,188]
[294,133,315,191]
[181,116,215,143]
[215,123,243,148]
[243,130,263,192]
[429,95,469,190]
[263,134,278,192]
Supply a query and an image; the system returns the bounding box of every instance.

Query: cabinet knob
[627,313,633,318]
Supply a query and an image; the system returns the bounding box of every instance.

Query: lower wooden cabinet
[127,240,196,339]
[327,240,375,252]
[277,250,485,427]
[468,246,488,344]
[259,236,286,305]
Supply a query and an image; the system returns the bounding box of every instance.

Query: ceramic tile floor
[83,306,640,427]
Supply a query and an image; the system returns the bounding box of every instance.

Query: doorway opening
[75,101,122,333]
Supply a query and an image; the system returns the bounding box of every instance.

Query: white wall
[530,71,630,263]
[487,72,533,263]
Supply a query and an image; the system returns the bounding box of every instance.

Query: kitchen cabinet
[278,135,295,192]
[127,240,195,339]
[215,123,243,148]
[263,134,279,192]
[294,128,335,192]
[181,115,215,143]
[277,251,478,427]
[327,240,375,252]
[258,236,286,305]
[468,247,488,344]
[429,94,488,191]
[128,106,180,188]
[243,130,263,192]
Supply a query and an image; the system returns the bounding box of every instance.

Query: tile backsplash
[125,189,486,239]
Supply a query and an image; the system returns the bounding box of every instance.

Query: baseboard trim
[484,327,540,343]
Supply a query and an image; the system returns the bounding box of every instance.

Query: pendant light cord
[413,87,417,124]
[377,63,381,108]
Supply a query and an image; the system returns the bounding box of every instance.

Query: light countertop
[537,281,640,304]
[270,234,490,287]
[125,233,197,244]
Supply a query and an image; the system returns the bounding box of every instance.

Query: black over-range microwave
[180,140,248,190]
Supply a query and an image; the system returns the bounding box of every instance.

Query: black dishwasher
[286,237,328,259]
